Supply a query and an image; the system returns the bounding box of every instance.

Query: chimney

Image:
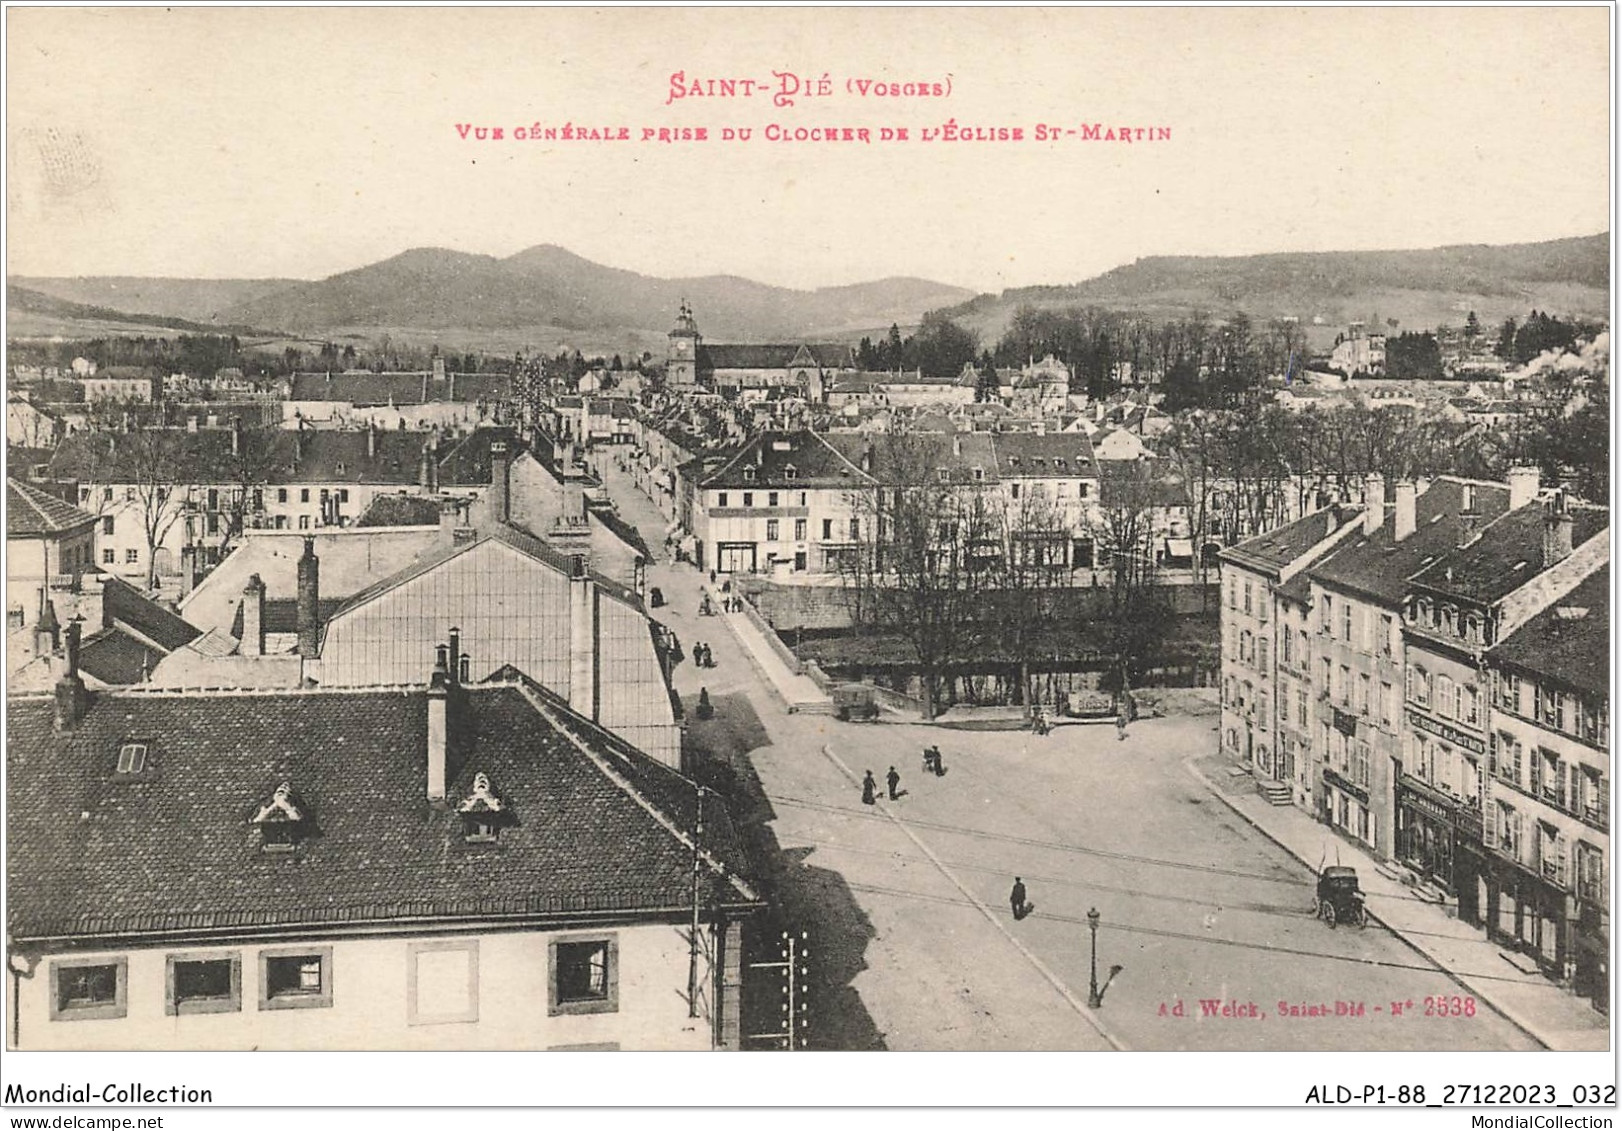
[433,356,447,384]
[439,497,463,541]
[296,536,320,656]
[1460,481,1476,515]
[1543,490,1574,569]
[33,589,60,657]
[1393,480,1417,542]
[367,423,377,460]
[1362,474,1385,535]
[447,626,461,687]
[230,416,242,457]
[860,443,873,474]
[427,669,449,803]
[54,619,89,731]
[187,415,198,433]
[569,562,597,721]
[242,573,266,657]
[179,543,198,597]
[490,442,510,524]
[294,422,307,465]
[1507,465,1540,511]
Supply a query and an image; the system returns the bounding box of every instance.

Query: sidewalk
[1188,753,1608,1051]
[705,587,833,714]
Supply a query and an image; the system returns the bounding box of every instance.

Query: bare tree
[76,405,189,589]
[839,435,1000,718]
[1093,462,1174,693]
[993,484,1072,707]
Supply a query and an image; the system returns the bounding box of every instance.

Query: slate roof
[1222,506,1357,577]
[1308,479,1512,605]
[101,576,202,652]
[6,477,99,537]
[1486,565,1609,698]
[47,428,431,487]
[6,679,759,943]
[820,432,999,486]
[991,433,1101,479]
[1097,461,1187,508]
[1409,500,1608,606]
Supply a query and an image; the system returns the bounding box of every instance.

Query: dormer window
[743,467,757,481]
[115,742,148,775]
[252,782,309,854]
[457,772,514,844]
[336,462,347,475]
[783,465,798,481]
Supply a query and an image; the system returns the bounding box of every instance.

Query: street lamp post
[1086,907,1102,1008]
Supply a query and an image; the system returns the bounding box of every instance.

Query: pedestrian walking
[709,569,717,585]
[886,765,901,800]
[861,771,877,806]
[1010,877,1028,920]
[1116,708,1129,742]
[931,745,946,776]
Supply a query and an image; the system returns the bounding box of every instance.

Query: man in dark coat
[861,771,877,805]
[1010,877,1028,920]
[886,765,901,800]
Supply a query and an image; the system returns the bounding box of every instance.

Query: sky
[5,6,1613,294]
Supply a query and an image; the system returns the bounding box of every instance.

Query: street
[603,456,1540,1053]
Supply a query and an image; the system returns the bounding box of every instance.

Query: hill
[209,244,974,343]
[9,276,299,324]
[939,233,1611,344]
[6,285,268,336]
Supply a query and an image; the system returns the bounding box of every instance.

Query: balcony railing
[1583,803,1609,833]
[1540,858,1566,888]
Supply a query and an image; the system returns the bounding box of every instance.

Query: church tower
[667,299,701,388]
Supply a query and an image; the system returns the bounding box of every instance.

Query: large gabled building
[6,630,761,1051]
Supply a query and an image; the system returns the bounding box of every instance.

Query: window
[794,518,806,541]
[298,515,311,530]
[102,516,114,536]
[1380,614,1394,658]
[1321,594,1333,633]
[207,488,219,511]
[1462,685,1478,726]
[1227,578,1236,609]
[742,492,754,508]
[849,518,859,541]
[50,958,127,1022]
[1297,687,1308,727]
[260,947,333,1010]
[1358,673,1371,715]
[300,488,310,504]
[277,488,288,504]
[1281,631,1292,667]
[972,467,984,481]
[1341,602,1352,643]
[1320,657,1331,697]
[407,940,479,1026]
[799,493,807,506]
[103,548,116,565]
[103,487,114,502]
[1339,665,1350,706]
[335,462,346,476]
[1243,581,1253,615]
[1257,637,1269,671]
[768,492,779,507]
[115,742,148,775]
[166,952,243,1015]
[766,519,780,540]
[821,519,833,540]
[1436,675,1455,719]
[549,934,619,1016]
[1497,802,1521,858]
[337,489,349,504]
[743,467,757,482]
[124,549,138,565]
[1380,681,1393,727]
[783,466,798,481]
[1353,741,1371,788]
[717,492,728,508]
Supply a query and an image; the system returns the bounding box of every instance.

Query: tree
[1463,311,1481,341]
[838,435,1000,718]
[992,486,1072,707]
[205,423,284,543]
[911,313,979,380]
[1495,317,1518,360]
[77,405,190,590]
[1092,462,1173,692]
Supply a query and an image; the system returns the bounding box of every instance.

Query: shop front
[1485,854,1569,977]
[1323,767,1375,850]
[1396,773,1457,892]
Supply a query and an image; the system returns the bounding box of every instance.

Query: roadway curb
[1182,758,1555,1051]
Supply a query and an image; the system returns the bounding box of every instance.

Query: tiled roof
[231,597,348,639]
[6,680,759,942]
[1308,479,1512,605]
[77,629,160,686]
[279,430,429,485]
[6,477,98,537]
[698,344,853,372]
[355,493,443,527]
[287,372,512,405]
[434,427,525,488]
[991,433,1101,479]
[1410,501,1608,606]
[1487,565,1609,698]
[702,430,875,490]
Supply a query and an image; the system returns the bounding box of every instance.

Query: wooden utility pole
[688,785,707,1018]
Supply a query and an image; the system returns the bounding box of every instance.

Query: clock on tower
[668,299,701,387]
